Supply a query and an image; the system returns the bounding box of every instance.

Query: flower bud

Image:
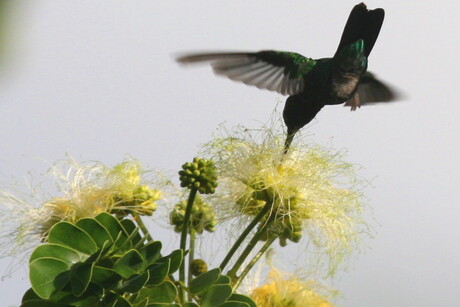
[169,195,217,234]
[190,259,208,276]
[178,157,218,194]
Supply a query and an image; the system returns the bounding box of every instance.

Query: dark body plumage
[177,3,396,152]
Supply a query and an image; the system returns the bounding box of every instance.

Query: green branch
[187,229,196,301]
[179,187,198,302]
[219,201,273,271]
[131,213,153,242]
[233,235,277,290]
[227,212,276,282]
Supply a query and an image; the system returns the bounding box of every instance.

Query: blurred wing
[345,72,401,110]
[176,51,316,96]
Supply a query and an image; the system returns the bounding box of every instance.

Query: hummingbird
[177,3,396,153]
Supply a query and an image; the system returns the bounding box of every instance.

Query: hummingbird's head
[336,39,367,74]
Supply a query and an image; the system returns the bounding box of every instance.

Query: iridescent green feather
[256,51,317,79]
[336,39,367,71]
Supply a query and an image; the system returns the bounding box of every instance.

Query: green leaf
[21,299,72,307]
[21,288,70,306]
[227,294,256,307]
[147,259,170,285]
[135,281,177,304]
[219,302,249,307]
[140,241,162,266]
[48,222,98,255]
[76,217,114,248]
[119,271,150,293]
[214,274,231,285]
[134,298,149,307]
[91,266,122,288]
[114,249,146,278]
[158,249,183,275]
[121,219,143,246]
[29,257,70,299]
[69,262,94,297]
[183,303,199,307]
[47,282,103,306]
[112,296,132,307]
[103,291,132,307]
[146,304,180,307]
[200,284,232,307]
[95,212,130,250]
[189,268,220,295]
[114,227,132,251]
[94,212,122,238]
[30,244,82,265]
[22,288,41,303]
[85,239,113,264]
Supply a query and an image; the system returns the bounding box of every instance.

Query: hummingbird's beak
[283,129,298,155]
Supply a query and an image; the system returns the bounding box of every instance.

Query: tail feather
[335,3,385,57]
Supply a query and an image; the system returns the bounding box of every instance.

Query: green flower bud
[279,237,288,247]
[276,218,304,246]
[190,259,208,276]
[289,231,302,243]
[178,157,218,194]
[169,195,217,234]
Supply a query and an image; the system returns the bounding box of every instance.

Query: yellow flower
[205,125,367,275]
[250,268,336,307]
[39,158,163,228]
[0,157,164,265]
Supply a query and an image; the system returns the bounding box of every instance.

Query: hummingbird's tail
[335,3,385,58]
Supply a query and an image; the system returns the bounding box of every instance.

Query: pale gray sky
[1,1,459,306]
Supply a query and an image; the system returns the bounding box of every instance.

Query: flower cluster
[205,127,366,275]
[179,157,218,194]
[250,268,336,307]
[0,158,163,260]
[39,159,162,232]
[169,194,217,234]
[108,161,162,217]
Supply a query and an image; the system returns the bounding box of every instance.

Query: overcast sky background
[0,1,459,306]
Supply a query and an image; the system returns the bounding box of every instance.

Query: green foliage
[187,268,256,307]
[22,212,256,307]
[227,294,257,307]
[220,302,250,307]
[189,268,221,295]
[159,249,183,275]
[134,281,178,304]
[22,212,183,307]
[201,284,233,307]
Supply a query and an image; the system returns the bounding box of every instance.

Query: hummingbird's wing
[176,51,316,96]
[345,72,400,110]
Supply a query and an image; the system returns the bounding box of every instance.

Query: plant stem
[227,212,276,282]
[132,213,153,242]
[233,236,277,290]
[187,229,196,301]
[219,201,273,271]
[179,187,198,302]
